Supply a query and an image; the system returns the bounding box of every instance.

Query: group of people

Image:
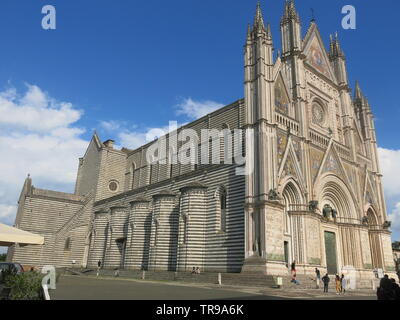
[314,269,347,294]
[377,275,400,300]
[191,267,201,275]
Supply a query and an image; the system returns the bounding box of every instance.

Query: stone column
[124,197,152,270]
[176,182,208,272]
[303,212,322,272]
[359,227,373,270]
[264,201,288,275]
[87,209,109,268]
[380,231,396,274]
[242,200,287,275]
[148,190,179,271]
[104,206,128,269]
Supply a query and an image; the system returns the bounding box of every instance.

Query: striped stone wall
[87,210,109,268]
[124,198,152,270]
[104,206,129,269]
[176,183,207,272]
[148,191,179,272]
[89,165,246,273]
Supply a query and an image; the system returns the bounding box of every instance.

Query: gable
[278,137,306,191]
[316,143,350,186]
[364,172,379,208]
[274,73,291,115]
[303,24,336,82]
[353,121,366,156]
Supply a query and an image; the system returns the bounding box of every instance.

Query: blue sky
[0,0,400,254]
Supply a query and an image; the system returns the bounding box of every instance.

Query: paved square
[51,275,376,300]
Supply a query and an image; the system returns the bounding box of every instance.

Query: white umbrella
[0,223,44,247]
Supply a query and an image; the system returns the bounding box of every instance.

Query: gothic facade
[8,2,396,280]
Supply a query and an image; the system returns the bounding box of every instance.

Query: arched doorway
[367,208,383,269]
[316,175,359,273]
[281,181,303,268]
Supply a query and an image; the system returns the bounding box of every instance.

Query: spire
[310,8,316,22]
[246,23,252,41]
[329,32,345,59]
[253,2,265,32]
[282,0,300,22]
[354,81,363,100]
[266,23,272,40]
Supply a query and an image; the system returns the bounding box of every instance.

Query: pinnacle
[354,81,363,100]
[253,2,265,32]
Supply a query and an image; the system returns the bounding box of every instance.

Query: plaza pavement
[51,275,377,300]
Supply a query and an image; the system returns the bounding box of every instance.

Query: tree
[0,253,7,262]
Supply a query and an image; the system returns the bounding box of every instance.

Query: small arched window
[64,237,71,251]
[219,187,227,233]
[131,162,136,190]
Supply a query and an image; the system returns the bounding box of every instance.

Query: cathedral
[8,2,396,282]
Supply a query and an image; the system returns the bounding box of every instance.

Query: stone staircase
[61,268,377,290]
[62,268,277,288]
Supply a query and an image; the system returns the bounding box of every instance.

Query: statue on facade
[323,204,333,219]
[252,237,262,257]
[309,201,319,212]
[383,221,392,229]
[268,189,280,201]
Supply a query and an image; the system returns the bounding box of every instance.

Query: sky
[1,0,400,254]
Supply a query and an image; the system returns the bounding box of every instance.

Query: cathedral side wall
[11,192,84,267]
[91,165,246,272]
[95,149,127,202]
[75,138,102,196]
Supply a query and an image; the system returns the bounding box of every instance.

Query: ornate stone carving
[323,204,337,220]
[383,221,392,230]
[268,189,280,201]
[309,201,319,212]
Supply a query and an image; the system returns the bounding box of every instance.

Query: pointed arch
[131,162,137,190]
[278,137,307,195]
[315,173,359,222]
[281,180,303,234]
[366,207,384,268]
[214,186,227,233]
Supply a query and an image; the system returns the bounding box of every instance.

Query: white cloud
[0,85,88,227]
[388,202,400,235]
[378,148,400,198]
[176,98,224,120]
[99,120,124,132]
[0,204,17,226]
[378,148,400,238]
[117,123,180,150]
[0,84,82,133]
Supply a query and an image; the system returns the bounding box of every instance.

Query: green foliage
[0,254,6,262]
[4,271,44,300]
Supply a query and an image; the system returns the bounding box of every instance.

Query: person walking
[291,261,296,274]
[341,274,346,294]
[315,268,321,289]
[322,274,330,293]
[96,260,102,277]
[377,274,394,300]
[291,271,300,285]
[335,274,341,295]
[391,279,400,301]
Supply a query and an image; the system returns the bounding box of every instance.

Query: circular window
[312,103,325,125]
[108,181,119,192]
